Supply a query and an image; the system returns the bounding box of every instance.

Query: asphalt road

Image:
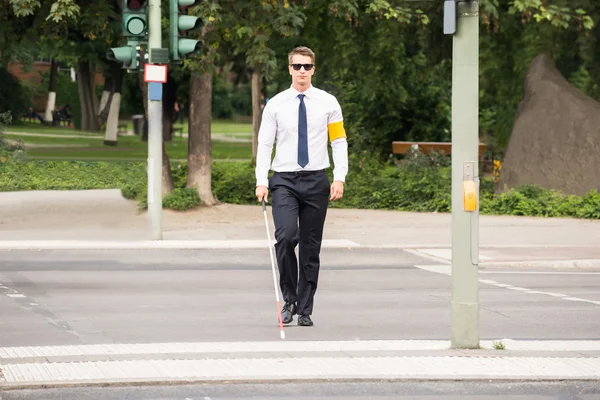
[0,248,599,346]
[2,381,600,399]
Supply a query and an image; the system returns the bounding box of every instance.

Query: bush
[212,161,257,204]
[163,187,201,211]
[329,150,452,212]
[480,185,600,219]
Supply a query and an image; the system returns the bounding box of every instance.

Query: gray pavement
[0,248,598,345]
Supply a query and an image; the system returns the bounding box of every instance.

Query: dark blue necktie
[297,94,308,168]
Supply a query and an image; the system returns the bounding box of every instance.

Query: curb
[0,239,360,250]
[2,375,599,390]
[0,241,599,270]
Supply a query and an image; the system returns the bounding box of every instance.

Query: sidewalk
[1,339,599,388]
[1,189,600,268]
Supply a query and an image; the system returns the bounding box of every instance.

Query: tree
[211,0,305,159]
[183,18,219,205]
[6,0,122,132]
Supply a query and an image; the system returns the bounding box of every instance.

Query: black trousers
[269,170,330,316]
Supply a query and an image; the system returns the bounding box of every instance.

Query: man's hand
[330,181,344,201]
[256,186,269,203]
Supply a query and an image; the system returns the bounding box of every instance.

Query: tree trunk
[103,67,124,146]
[140,70,149,142]
[162,74,177,142]
[251,69,261,159]
[187,70,218,206]
[97,67,116,126]
[139,64,174,194]
[162,144,174,195]
[261,74,268,106]
[76,60,101,132]
[43,59,58,123]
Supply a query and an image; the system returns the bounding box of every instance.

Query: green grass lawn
[7,119,252,137]
[4,119,253,161]
[25,141,251,161]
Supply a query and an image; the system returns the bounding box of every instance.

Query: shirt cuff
[333,173,346,183]
[256,178,269,187]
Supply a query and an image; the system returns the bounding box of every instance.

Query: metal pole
[451,0,479,349]
[147,0,163,240]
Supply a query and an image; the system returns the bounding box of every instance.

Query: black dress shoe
[298,315,313,326]
[280,302,297,324]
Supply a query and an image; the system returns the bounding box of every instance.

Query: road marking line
[481,271,600,275]
[414,265,600,307]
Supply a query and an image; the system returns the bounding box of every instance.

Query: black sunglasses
[291,63,314,71]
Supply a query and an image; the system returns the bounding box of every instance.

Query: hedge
[0,153,598,218]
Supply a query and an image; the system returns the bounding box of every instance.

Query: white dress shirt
[255,84,348,187]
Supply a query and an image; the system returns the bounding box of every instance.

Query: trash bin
[132,114,144,135]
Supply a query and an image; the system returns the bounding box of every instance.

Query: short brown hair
[288,46,315,65]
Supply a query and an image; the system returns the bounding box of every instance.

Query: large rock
[497,54,600,196]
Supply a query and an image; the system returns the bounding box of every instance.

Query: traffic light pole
[449,0,480,349]
[147,0,163,239]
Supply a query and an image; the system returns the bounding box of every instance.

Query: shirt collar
[290,84,314,98]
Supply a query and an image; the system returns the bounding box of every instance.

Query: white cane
[262,198,285,339]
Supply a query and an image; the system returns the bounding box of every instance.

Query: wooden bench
[392,141,486,159]
[51,106,72,127]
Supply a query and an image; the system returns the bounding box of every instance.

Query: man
[255,46,348,327]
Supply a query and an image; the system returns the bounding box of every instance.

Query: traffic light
[122,0,148,38]
[107,41,142,71]
[169,0,203,62]
[107,0,147,70]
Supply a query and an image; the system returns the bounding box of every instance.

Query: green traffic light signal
[169,0,203,61]
[123,0,148,38]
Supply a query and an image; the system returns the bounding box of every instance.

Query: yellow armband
[328,121,346,142]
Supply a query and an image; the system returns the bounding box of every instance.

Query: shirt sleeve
[328,98,348,183]
[255,102,277,187]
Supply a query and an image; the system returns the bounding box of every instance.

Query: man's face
[289,54,315,88]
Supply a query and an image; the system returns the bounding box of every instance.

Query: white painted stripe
[415,264,600,307]
[2,340,600,360]
[6,294,25,298]
[0,239,360,250]
[406,250,451,265]
[1,356,599,383]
